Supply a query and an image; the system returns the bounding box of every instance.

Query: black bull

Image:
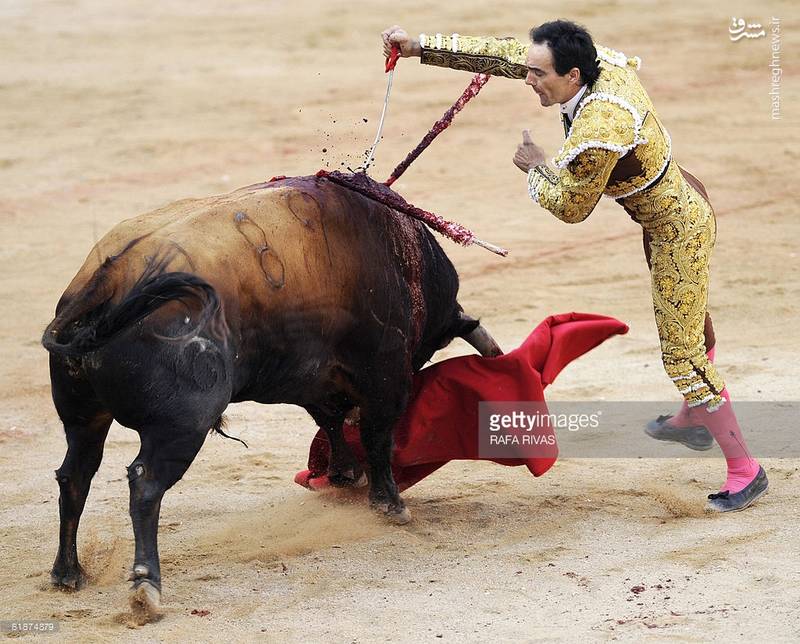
[41,175,500,616]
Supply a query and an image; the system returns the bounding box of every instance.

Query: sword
[362,46,400,172]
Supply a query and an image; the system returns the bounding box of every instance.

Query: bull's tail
[42,248,227,359]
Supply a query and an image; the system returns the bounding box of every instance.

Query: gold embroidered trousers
[620,161,726,409]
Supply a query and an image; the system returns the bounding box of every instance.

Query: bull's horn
[462,318,503,358]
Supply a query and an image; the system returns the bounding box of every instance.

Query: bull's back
[59,176,436,358]
[61,178,369,316]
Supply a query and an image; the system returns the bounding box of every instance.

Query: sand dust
[1,0,798,641]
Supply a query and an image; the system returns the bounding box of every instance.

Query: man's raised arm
[382,26,528,79]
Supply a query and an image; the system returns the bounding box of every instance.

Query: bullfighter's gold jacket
[418,34,671,225]
[419,33,727,411]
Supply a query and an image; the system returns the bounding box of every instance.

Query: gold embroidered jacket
[420,34,728,410]
[419,34,672,225]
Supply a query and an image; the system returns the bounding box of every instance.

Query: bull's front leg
[359,414,410,525]
[309,407,366,488]
[325,414,367,488]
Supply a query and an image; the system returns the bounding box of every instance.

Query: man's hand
[513,129,547,173]
[382,26,422,58]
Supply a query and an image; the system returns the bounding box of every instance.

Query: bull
[41,175,500,618]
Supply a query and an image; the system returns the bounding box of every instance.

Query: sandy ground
[1,0,799,641]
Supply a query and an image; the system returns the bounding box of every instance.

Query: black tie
[562,113,572,137]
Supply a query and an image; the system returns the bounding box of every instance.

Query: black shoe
[706,467,769,512]
[644,414,714,451]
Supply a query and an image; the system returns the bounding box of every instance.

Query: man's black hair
[529,20,601,86]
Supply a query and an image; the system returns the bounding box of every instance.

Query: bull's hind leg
[49,357,113,590]
[52,416,113,589]
[126,427,207,622]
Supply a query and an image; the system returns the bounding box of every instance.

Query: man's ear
[569,67,582,85]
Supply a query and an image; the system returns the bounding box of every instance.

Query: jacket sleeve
[530,96,638,223]
[419,33,528,79]
[526,148,619,224]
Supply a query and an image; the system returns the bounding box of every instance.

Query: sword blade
[362,67,394,172]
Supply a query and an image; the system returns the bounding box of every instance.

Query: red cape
[295,313,628,492]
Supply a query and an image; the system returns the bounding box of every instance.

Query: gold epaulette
[595,44,642,70]
[553,97,640,169]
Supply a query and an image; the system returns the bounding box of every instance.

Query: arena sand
[1,0,798,640]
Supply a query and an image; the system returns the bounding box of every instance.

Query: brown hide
[45,174,467,602]
[84,180,373,302]
[63,179,362,326]
[54,175,435,403]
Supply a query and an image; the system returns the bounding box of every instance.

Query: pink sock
[690,388,760,493]
[667,346,716,428]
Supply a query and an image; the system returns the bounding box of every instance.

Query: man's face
[525,43,582,107]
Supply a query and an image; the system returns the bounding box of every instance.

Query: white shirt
[560,84,589,122]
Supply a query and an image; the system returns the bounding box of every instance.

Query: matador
[382,20,767,511]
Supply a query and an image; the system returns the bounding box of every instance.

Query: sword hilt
[385,46,400,73]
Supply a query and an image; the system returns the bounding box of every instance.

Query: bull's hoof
[50,566,85,591]
[388,506,412,525]
[129,580,163,625]
[329,470,368,488]
[371,502,412,525]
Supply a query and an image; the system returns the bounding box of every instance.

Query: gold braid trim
[527,148,619,224]
[532,164,559,185]
[420,49,527,79]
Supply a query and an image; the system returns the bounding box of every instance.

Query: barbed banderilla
[316,169,508,257]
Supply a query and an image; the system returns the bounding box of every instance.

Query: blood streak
[313,171,425,350]
[385,74,490,186]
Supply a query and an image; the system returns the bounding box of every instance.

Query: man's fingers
[522,129,533,143]
[382,26,403,50]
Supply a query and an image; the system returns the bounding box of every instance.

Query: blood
[385,74,490,186]
[315,169,476,247]
[268,73,504,254]
[314,170,426,349]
